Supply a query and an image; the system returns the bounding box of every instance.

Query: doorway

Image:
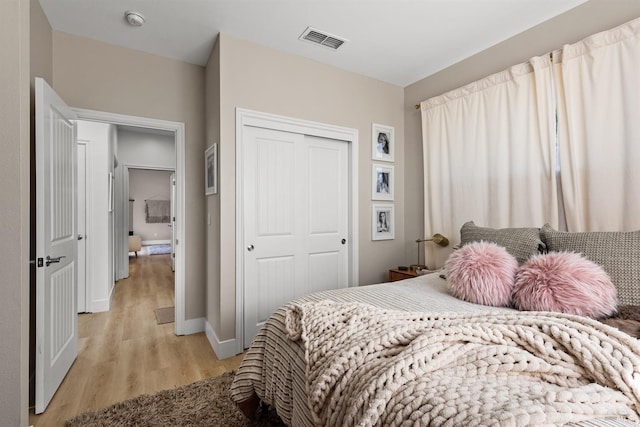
[127,167,175,261]
[73,108,187,335]
[33,78,190,415]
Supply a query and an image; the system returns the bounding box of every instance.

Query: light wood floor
[29,250,244,426]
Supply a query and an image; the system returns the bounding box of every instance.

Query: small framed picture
[371,164,394,201]
[372,123,394,162]
[372,203,394,240]
[205,143,217,195]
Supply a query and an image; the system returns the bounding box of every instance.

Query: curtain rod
[413,52,555,112]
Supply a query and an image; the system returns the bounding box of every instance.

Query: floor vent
[299,26,348,50]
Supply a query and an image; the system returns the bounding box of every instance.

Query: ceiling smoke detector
[299,26,348,50]
[124,10,145,27]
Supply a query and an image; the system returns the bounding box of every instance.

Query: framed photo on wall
[372,123,394,162]
[205,143,217,195]
[371,164,394,201]
[372,203,394,240]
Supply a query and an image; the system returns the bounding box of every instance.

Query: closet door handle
[247,244,255,252]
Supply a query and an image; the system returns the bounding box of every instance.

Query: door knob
[341,239,346,245]
[77,234,84,240]
[247,244,255,252]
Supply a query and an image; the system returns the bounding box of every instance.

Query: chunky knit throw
[285,301,640,427]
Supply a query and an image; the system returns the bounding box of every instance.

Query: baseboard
[182,317,205,335]
[141,239,171,246]
[87,281,114,313]
[205,321,239,360]
[88,297,110,313]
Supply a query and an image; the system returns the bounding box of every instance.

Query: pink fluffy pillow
[445,241,518,307]
[513,251,618,318]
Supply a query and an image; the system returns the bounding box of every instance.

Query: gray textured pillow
[459,221,545,265]
[540,223,640,305]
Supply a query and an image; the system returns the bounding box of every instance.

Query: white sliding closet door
[243,126,349,347]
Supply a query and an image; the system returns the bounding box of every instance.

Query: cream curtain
[421,57,558,258]
[556,17,640,231]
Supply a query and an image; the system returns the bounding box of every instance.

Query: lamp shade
[416,233,449,247]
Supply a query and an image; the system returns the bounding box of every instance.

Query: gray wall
[403,0,640,268]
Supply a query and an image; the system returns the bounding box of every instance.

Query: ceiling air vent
[299,27,348,50]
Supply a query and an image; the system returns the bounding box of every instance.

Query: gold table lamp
[410,233,449,271]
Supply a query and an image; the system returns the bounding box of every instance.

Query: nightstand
[388,268,418,282]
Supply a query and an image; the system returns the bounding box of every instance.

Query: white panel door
[35,78,78,413]
[243,127,348,347]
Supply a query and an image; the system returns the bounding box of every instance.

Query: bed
[231,223,640,426]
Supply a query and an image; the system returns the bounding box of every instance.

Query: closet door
[305,135,349,293]
[242,126,349,347]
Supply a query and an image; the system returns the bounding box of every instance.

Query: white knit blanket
[285,300,640,427]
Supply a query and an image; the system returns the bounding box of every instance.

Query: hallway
[30,251,243,426]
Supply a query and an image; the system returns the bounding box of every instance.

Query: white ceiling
[38,0,586,87]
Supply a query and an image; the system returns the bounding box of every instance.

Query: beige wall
[210,33,405,341]
[28,0,53,412]
[30,0,51,85]
[205,40,222,333]
[403,0,640,268]
[52,32,207,320]
[0,0,30,425]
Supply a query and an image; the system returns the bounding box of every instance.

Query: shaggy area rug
[65,371,285,426]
